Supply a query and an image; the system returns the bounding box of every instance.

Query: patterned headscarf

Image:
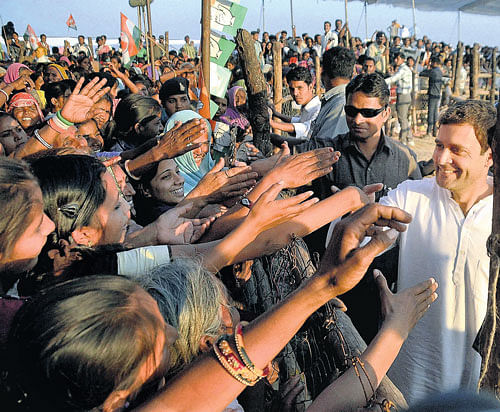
[48,63,70,80]
[4,63,31,84]
[7,92,45,123]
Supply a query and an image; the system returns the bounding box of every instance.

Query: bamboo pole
[165,31,169,54]
[146,0,156,81]
[201,0,211,95]
[411,0,417,38]
[88,37,94,60]
[453,42,464,96]
[491,48,497,104]
[137,7,142,33]
[451,49,457,92]
[315,55,321,96]
[289,0,295,38]
[272,41,282,135]
[344,0,349,48]
[470,43,480,100]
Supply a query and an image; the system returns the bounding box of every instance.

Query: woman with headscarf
[7,92,45,134]
[46,63,70,83]
[220,86,250,131]
[0,64,35,109]
[165,110,214,195]
[2,63,32,85]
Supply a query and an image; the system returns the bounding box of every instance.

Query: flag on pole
[210,62,232,99]
[210,0,247,37]
[120,13,141,68]
[66,14,77,31]
[23,25,38,50]
[210,31,235,67]
[198,68,212,121]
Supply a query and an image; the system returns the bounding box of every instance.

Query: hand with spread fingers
[188,158,258,203]
[11,74,35,91]
[152,119,207,161]
[375,269,438,340]
[60,76,111,124]
[154,202,214,245]
[245,181,319,234]
[316,203,412,297]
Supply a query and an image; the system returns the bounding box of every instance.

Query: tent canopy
[361,0,500,16]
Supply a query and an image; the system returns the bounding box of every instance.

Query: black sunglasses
[345,105,387,118]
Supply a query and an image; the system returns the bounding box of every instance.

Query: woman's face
[149,159,185,204]
[91,172,131,245]
[89,99,112,131]
[139,114,163,140]
[47,66,63,83]
[76,120,104,153]
[1,184,55,273]
[0,116,29,155]
[234,89,247,107]
[13,103,40,130]
[79,58,91,72]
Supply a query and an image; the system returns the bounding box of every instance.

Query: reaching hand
[154,119,206,160]
[317,203,412,297]
[375,269,438,340]
[154,203,214,245]
[245,181,319,234]
[60,76,110,124]
[189,158,258,203]
[11,74,35,91]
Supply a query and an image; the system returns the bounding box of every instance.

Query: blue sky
[2,0,499,47]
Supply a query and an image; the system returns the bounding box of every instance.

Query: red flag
[66,14,77,31]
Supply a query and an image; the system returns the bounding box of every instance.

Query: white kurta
[380,178,491,405]
[291,95,321,140]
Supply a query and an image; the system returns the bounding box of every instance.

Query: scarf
[7,92,45,123]
[165,110,214,195]
[220,86,249,130]
[48,63,69,80]
[4,63,31,84]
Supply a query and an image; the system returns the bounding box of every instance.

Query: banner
[66,14,77,31]
[210,62,231,99]
[210,0,247,37]
[120,13,141,68]
[23,25,38,50]
[210,30,235,67]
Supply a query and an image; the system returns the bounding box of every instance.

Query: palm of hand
[61,95,95,124]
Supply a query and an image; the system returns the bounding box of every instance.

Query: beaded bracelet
[56,110,74,126]
[48,116,71,134]
[33,129,53,149]
[213,335,260,386]
[235,322,269,378]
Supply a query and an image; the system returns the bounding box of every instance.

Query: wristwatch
[240,197,253,209]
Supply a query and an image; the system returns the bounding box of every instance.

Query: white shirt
[291,95,321,139]
[381,178,491,405]
[321,31,338,54]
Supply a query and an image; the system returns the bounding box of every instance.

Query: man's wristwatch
[240,197,253,209]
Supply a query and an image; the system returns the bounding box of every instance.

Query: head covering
[59,56,72,67]
[159,77,189,101]
[4,63,31,84]
[7,92,45,124]
[48,63,70,80]
[165,110,214,195]
[220,86,249,130]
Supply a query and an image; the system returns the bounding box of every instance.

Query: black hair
[286,66,313,85]
[83,71,117,89]
[346,73,390,106]
[42,79,76,111]
[322,46,356,80]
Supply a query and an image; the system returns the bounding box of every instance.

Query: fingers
[175,142,203,156]
[256,181,285,204]
[374,269,392,297]
[363,183,384,195]
[209,157,225,174]
[331,297,347,312]
[224,165,253,178]
[172,202,193,217]
[72,76,85,95]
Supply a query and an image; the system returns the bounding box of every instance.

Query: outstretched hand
[316,203,412,297]
[154,203,215,245]
[154,119,206,160]
[60,76,110,124]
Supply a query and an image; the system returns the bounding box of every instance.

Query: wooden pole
[165,31,169,54]
[272,41,282,135]
[201,0,211,95]
[137,6,142,33]
[453,42,464,96]
[88,37,94,60]
[490,48,497,104]
[476,101,500,398]
[146,0,156,81]
[451,49,457,92]
[470,43,480,100]
[315,55,321,96]
[344,0,349,48]
[235,29,272,156]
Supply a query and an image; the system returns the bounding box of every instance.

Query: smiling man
[382,100,496,404]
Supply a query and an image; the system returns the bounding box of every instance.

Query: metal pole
[146,0,156,81]
[201,0,210,95]
[412,0,417,38]
[290,0,294,36]
[262,0,265,33]
[364,0,368,42]
[345,0,349,48]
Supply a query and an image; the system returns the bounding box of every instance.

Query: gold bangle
[235,322,269,378]
[213,337,258,386]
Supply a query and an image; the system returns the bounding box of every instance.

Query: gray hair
[141,259,227,371]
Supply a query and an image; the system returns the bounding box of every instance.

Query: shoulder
[381,177,435,206]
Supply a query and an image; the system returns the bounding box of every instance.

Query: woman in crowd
[7,92,44,135]
[220,86,250,131]
[0,113,29,156]
[42,79,76,116]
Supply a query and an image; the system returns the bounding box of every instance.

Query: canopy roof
[362,0,500,16]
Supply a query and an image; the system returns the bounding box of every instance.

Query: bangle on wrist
[235,322,269,378]
[33,129,53,149]
[56,110,74,126]
[124,160,141,181]
[0,88,9,101]
[48,116,71,134]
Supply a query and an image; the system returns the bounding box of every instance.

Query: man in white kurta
[381,100,496,405]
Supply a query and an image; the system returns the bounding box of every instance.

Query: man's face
[394,37,401,46]
[41,35,46,42]
[362,60,376,74]
[185,36,190,43]
[404,38,411,47]
[376,34,385,45]
[395,55,404,67]
[433,124,492,197]
[78,36,84,45]
[346,92,389,141]
[289,80,313,106]
[164,93,190,116]
[324,23,331,33]
[252,33,259,41]
[335,20,342,30]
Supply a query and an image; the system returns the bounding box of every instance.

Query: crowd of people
[0,13,498,412]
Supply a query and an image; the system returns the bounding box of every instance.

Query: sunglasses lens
[360,109,379,118]
[345,106,384,118]
[345,106,358,117]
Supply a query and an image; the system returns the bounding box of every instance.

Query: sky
[1,0,500,48]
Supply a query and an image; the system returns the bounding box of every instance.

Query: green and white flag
[210,31,235,67]
[210,0,247,37]
[210,62,231,99]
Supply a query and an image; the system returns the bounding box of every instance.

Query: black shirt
[420,67,443,97]
[298,131,422,201]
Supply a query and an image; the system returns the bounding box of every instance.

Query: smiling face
[148,159,185,205]
[0,116,29,155]
[346,91,390,142]
[13,103,40,130]
[433,123,492,198]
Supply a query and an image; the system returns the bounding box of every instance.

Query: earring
[87,241,93,247]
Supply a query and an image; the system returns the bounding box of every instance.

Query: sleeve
[117,245,171,278]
